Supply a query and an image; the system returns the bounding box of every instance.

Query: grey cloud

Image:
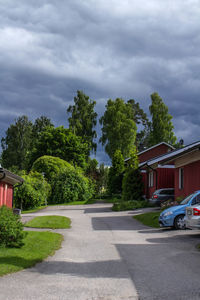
[0,0,200,163]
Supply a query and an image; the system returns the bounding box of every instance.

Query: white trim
[143,141,200,167]
[141,170,147,173]
[157,164,175,169]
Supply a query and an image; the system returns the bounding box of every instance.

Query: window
[149,172,154,187]
[179,168,184,190]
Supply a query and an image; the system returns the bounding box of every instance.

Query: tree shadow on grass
[0,256,40,269]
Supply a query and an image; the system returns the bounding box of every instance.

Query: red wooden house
[152,141,200,199]
[0,167,23,208]
[125,142,175,199]
[138,143,175,199]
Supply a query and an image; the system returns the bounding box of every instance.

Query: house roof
[139,140,200,169]
[124,142,174,162]
[137,142,175,156]
[0,167,24,185]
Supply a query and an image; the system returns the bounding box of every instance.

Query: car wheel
[174,214,185,230]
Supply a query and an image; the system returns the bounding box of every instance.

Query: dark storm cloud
[0,0,200,163]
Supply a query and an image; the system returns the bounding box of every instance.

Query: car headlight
[163,211,173,217]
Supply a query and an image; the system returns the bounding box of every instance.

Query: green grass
[25,215,71,229]
[0,231,63,277]
[22,206,47,214]
[133,211,161,228]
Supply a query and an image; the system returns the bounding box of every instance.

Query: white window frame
[179,168,184,190]
[149,171,154,187]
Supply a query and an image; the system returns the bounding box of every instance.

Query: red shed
[0,167,23,209]
[138,142,174,163]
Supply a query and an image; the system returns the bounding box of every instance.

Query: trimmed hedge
[31,155,74,183]
[112,200,150,211]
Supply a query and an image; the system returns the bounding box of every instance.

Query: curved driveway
[1,203,200,300]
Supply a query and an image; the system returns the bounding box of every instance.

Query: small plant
[0,206,25,248]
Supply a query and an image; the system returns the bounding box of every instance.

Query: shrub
[31,155,74,183]
[14,171,51,210]
[50,168,95,204]
[122,168,144,201]
[112,200,150,211]
[0,206,25,248]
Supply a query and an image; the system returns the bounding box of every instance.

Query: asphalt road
[1,203,200,300]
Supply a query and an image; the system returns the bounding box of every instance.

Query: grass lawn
[0,231,63,277]
[48,199,96,206]
[25,215,71,229]
[133,211,161,228]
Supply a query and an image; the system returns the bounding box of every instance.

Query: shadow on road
[30,259,129,279]
[92,216,145,231]
[84,206,112,214]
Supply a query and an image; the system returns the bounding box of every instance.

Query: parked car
[159,191,200,229]
[186,201,200,229]
[149,188,174,206]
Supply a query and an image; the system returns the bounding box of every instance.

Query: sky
[0,0,200,165]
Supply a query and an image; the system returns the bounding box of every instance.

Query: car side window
[196,194,200,204]
[192,196,197,205]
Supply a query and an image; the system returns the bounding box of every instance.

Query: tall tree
[67,90,97,153]
[32,116,54,140]
[30,126,89,169]
[128,99,151,151]
[149,92,177,146]
[1,116,33,170]
[99,98,137,159]
[108,149,125,194]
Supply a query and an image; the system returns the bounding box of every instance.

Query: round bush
[0,206,25,248]
[50,168,95,204]
[31,155,74,183]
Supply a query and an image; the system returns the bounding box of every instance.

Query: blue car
[159,191,200,229]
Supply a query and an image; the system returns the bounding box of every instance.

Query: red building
[0,167,23,208]
[125,142,175,199]
[154,141,200,199]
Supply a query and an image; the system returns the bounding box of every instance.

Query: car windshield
[180,193,195,205]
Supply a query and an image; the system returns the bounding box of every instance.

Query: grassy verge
[25,216,71,229]
[0,231,63,277]
[133,211,161,228]
[22,206,47,214]
[48,199,96,206]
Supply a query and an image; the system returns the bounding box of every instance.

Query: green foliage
[100,98,137,159]
[133,211,160,228]
[112,200,150,211]
[25,216,71,229]
[1,115,33,170]
[0,206,25,248]
[108,150,125,194]
[122,168,144,201]
[67,90,97,153]
[0,231,63,276]
[31,155,74,183]
[126,146,139,170]
[149,92,177,146]
[128,99,151,151]
[30,126,89,169]
[14,171,51,210]
[50,168,95,204]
